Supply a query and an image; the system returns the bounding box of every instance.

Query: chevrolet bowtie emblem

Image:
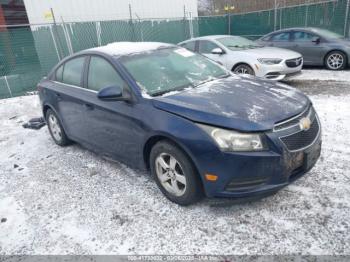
[299,117,311,131]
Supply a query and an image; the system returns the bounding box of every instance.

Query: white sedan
[178,35,303,81]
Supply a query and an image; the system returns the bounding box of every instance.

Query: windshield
[120,47,229,96]
[312,28,343,39]
[217,36,261,50]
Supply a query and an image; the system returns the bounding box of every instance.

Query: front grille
[280,118,320,151]
[274,106,315,131]
[286,57,303,68]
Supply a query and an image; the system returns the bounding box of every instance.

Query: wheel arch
[42,103,69,136]
[142,134,205,192]
[324,49,348,65]
[231,62,255,73]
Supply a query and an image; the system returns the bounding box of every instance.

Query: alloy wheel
[327,53,344,70]
[155,153,187,197]
[48,114,62,142]
[234,65,254,75]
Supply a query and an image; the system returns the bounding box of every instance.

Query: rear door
[51,56,91,143]
[291,31,325,65]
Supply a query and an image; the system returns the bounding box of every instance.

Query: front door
[82,55,145,165]
[268,31,294,49]
[197,40,228,67]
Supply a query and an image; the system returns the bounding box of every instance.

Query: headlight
[258,58,282,65]
[198,124,266,152]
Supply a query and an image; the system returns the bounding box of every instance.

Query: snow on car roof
[89,42,174,56]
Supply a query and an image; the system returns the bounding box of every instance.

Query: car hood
[152,75,310,131]
[238,46,301,59]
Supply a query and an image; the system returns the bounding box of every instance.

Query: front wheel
[150,141,203,206]
[325,51,347,70]
[233,64,255,75]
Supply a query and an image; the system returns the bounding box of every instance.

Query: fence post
[344,0,350,37]
[50,8,64,60]
[129,4,136,41]
[274,0,278,31]
[4,76,12,97]
[305,1,309,27]
[189,12,194,38]
[61,16,73,54]
[96,21,102,46]
[49,25,61,61]
[228,14,231,35]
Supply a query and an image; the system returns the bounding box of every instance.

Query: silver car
[257,27,350,70]
[179,35,303,81]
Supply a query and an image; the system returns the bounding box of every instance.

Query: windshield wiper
[227,45,243,48]
[150,84,193,97]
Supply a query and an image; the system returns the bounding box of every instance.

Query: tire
[325,51,347,70]
[45,109,71,146]
[233,64,255,75]
[150,140,203,206]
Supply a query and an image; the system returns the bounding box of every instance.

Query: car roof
[87,41,174,56]
[267,27,323,34]
[180,35,235,43]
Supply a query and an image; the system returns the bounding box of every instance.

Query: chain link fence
[1,0,349,99]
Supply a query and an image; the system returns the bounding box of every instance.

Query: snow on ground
[288,68,350,82]
[0,82,350,255]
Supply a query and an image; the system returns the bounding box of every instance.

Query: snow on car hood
[152,76,310,131]
[240,46,301,59]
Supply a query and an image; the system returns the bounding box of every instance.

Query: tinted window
[87,56,125,91]
[198,40,220,54]
[271,32,291,42]
[180,41,196,52]
[55,65,63,82]
[293,31,316,41]
[62,57,85,86]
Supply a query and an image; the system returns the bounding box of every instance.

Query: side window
[180,41,196,52]
[55,65,63,82]
[293,31,316,41]
[87,56,125,91]
[62,57,85,86]
[270,32,291,42]
[261,35,271,41]
[198,40,220,54]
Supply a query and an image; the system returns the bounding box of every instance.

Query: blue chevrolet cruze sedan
[38,42,322,205]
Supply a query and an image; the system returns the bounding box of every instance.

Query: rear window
[62,57,85,86]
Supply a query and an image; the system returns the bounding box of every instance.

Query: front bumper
[196,116,321,199]
[255,59,303,81]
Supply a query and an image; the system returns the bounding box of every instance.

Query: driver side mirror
[312,37,321,44]
[97,85,129,101]
[211,48,225,55]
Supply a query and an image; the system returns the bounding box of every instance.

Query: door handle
[54,93,62,101]
[84,103,94,110]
